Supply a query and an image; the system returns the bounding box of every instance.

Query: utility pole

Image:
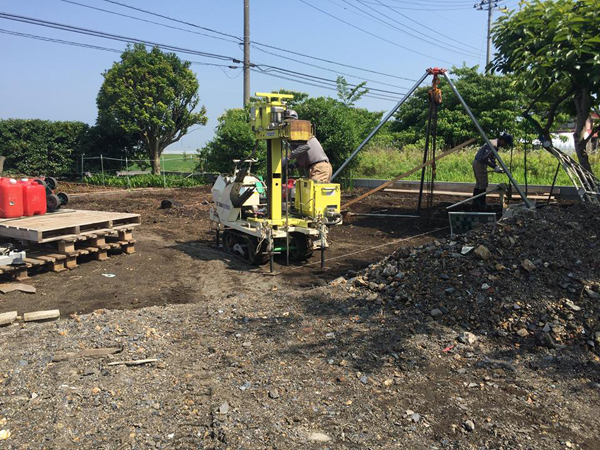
[474,0,498,74]
[243,0,250,106]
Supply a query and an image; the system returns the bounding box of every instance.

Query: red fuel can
[0,178,24,218]
[20,179,47,216]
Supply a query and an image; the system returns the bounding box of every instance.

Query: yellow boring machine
[210,92,342,269]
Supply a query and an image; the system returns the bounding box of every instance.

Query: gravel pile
[346,203,600,351]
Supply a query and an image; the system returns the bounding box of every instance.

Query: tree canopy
[199,92,385,174]
[392,65,530,148]
[491,0,600,172]
[97,44,207,174]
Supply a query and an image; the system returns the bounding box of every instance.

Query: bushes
[0,119,89,177]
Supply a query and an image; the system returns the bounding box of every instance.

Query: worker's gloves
[493,166,503,173]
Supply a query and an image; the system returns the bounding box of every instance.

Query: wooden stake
[0,311,18,326]
[23,309,60,322]
[341,138,477,210]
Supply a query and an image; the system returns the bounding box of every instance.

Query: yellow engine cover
[295,178,341,218]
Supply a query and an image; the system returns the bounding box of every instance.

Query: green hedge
[0,119,90,177]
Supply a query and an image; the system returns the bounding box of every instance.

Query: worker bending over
[284,110,333,183]
[472,132,513,210]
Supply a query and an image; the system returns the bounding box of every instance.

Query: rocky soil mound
[347,203,600,351]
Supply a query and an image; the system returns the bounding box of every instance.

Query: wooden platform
[0,229,136,281]
[0,209,140,243]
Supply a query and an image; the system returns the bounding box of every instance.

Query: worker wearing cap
[472,132,513,210]
[284,110,333,183]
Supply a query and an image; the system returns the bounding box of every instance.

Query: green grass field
[129,154,199,172]
[353,147,600,186]
[129,150,598,187]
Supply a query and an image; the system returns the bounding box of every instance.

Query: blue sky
[0,0,520,153]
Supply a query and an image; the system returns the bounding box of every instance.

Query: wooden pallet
[0,229,136,281]
[0,209,141,243]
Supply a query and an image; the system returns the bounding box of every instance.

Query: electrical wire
[0,11,239,61]
[366,0,481,52]
[0,20,403,100]
[0,11,410,97]
[59,0,240,44]
[100,0,241,42]
[340,0,480,58]
[251,44,410,90]
[0,28,242,69]
[90,0,418,82]
[297,0,455,64]
[252,68,402,102]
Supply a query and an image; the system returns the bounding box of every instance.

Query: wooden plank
[341,138,477,210]
[0,311,18,326]
[23,257,45,266]
[23,309,60,322]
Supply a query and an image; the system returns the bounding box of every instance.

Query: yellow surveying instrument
[210,92,342,269]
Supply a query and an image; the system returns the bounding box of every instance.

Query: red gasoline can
[0,177,24,218]
[20,179,47,216]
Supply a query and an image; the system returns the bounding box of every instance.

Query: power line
[252,68,402,102]
[340,0,480,58]
[0,28,241,69]
[251,44,410,90]
[359,1,475,11]
[0,11,238,61]
[100,0,241,42]
[297,0,455,64]
[59,0,240,44]
[90,0,418,82]
[365,0,481,52]
[0,14,405,98]
[2,26,401,102]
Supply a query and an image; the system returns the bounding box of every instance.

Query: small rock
[359,375,368,385]
[410,413,421,423]
[521,259,537,273]
[565,299,581,312]
[516,329,529,338]
[542,323,551,333]
[242,341,252,348]
[330,276,346,287]
[461,246,474,255]
[458,332,477,345]
[307,432,331,442]
[152,402,160,410]
[463,420,475,432]
[268,389,280,399]
[481,283,491,290]
[219,402,230,415]
[445,287,456,295]
[585,288,600,299]
[473,245,491,261]
[430,308,444,318]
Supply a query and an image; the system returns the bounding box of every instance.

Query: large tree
[491,0,600,173]
[97,44,207,174]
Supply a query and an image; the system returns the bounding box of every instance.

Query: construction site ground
[1,186,598,449]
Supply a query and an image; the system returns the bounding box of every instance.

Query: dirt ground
[0,186,452,315]
[0,186,598,449]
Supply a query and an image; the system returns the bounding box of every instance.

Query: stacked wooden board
[0,210,140,280]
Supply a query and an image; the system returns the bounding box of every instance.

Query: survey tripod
[332,67,533,210]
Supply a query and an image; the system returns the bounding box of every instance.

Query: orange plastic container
[0,178,24,218]
[20,179,47,216]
